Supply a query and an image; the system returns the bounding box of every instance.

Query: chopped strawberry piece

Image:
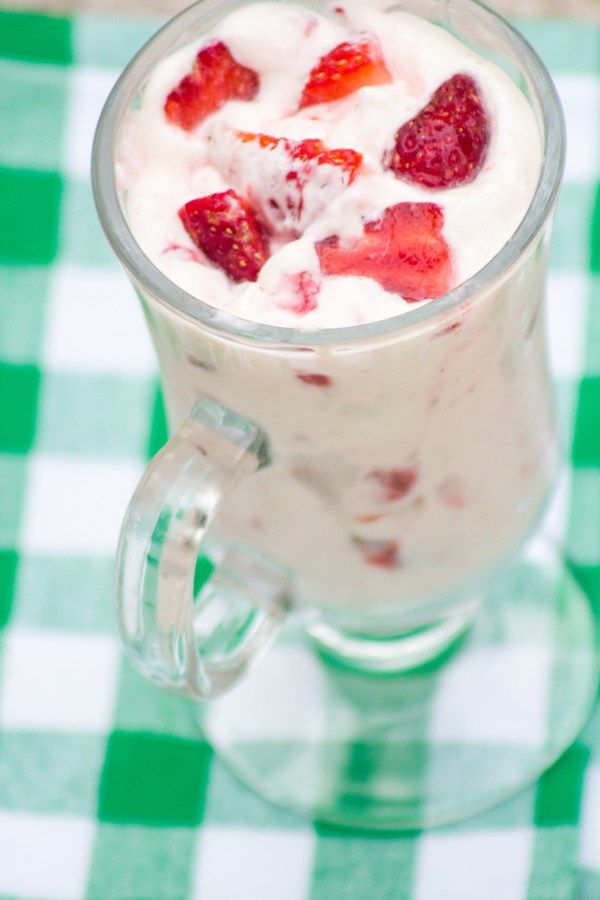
[316,202,452,301]
[369,467,417,501]
[279,272,321,315]
[208,126,362,235]
[164,40,259,131]
[353,538,400,569]
[178,190,269,283]
[299,37,392,108]
[236,131,362,179]
[296,372,332,387]
[289,139,362,179]
[386,73,489,188]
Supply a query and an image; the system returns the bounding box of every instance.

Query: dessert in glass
[93,0,597,828]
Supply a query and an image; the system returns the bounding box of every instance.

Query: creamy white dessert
[117,0,556,621]
[118,0,541,329]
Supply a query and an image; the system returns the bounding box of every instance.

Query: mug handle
[115,396,293,700]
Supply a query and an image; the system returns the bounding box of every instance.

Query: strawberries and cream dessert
[116,0,556,616]
[119,0,540,328]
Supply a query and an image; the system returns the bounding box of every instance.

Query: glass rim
[91,0,565,347]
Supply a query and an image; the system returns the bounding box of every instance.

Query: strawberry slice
[386,73,489,188]
[316,202,452,301]
[164,40,259,131]
[178,190,269,283]
[207,124,362,235]
[299,37,392,108]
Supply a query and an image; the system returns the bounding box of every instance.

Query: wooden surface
[3,0,600,19]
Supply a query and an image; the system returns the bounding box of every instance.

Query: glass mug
[93,0,596,828]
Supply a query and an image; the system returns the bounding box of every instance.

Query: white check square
[64,65,120,180]
[21,455,143,555]
[193,827,314,900]
[44,263,156,375]
[542,469,571,547]
[0,629,119,732]
[580,764,600,870]
[414,828,533,900]
[207,644,327,741]
[0,811,94,899]
[546,272,589,380]
[555,75,600,184]
[429,646,550,746]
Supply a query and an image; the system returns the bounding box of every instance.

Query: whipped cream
[117,0,541,329]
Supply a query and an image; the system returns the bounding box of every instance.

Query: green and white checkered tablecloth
[0,8,599,898]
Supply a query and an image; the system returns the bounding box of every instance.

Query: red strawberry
[386,73,489,188]
[178,190,269,283]
[353,537,400,570]
[316,202,452,301]
[208,125,362,235]
[300,37,392,108]
[369,467,417,502]
[165,40,259,131]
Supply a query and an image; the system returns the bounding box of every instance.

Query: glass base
[306,598,480,673]
[198,537,597,830]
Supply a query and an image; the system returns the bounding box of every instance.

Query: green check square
[534,744,589,827]
[147,384,168,458]
[0,167,62,264]
[112,659,200,739]
[526,826,579,900]
[555,381,580,452]
[311,830,417,900]
[570,564,600,619]
[203,757,306,829]
[581,697,600,762]
[73,15,157,69]
[0,266,49,364]
[0,549,18,628]
[551,184,598,272]
[0,10,72,65]
[565,470,600,565]
[60,178,115,267]
[578,872,600,899]
[516,21,600,74]
[0,455,27,547]
[585,278,600,374]
[36,372,155,457]
[0,733,105,815]
[0,363,40,453]
[0,62,69,170]
[446,784,536,833]
[15,555,114,632]
[591,184,600,274]
[98,731,212,826]
[86,824,195,900]
[572,379,600,466]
